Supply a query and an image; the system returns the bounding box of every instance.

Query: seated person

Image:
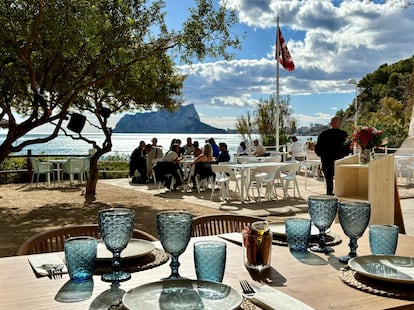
[146,144,163,180]
[153,144,184,190]
[129,140,147,183]
[193,141,202,157]
[190,143,214,187]
[288,136,306,161]
[306,138,315,151]
[208,138,220,158]
[251,139,267,156]
[215,142,230,164]
[183,137,194,155]
[175,139,185,157]
[237,141,249,156]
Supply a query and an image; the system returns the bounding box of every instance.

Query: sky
[2,0,414,135]
[146,0,414,131]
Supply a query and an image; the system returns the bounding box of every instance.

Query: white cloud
[177,0,414,128]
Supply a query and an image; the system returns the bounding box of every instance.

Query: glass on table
[157,211,193,280]
[64,236,97,282]
[369,224,399,255]
[194,241,226,282]
[338,201,371,263]
[98,207,135,282]
[307,195,338,254]
[242,228,272,272]
[285,218,311,252]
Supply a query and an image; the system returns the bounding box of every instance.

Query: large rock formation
[113,104,226,133]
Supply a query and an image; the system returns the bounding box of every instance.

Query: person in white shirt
[237,141,249,155]
[288,136,306,160]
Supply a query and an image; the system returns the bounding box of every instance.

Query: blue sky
[134,0,414,131]
[3,0,413,134]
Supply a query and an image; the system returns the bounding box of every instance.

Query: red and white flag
[276,28,294,72]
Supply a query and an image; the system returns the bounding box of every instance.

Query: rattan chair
[192,214,264,237]
[15,224,158,256]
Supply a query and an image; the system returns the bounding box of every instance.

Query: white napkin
[242,285,314,310]
[28,253,67,277]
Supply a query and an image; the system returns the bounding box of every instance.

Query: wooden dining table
[1,224,414,309]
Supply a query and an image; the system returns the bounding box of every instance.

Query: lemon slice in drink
[251,221,270,235]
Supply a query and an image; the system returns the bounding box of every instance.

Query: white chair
[159,174,175,192]
[395,156,414,185]
[62,158,87,186]
[151,158,162,184]
[29,157,54,187]
[273,164,287,199]
[192,163,214,194]
[246,165,277,203]
[210,165,235,201]
[280,162,301,198]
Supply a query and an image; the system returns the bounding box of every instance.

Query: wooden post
[394,176,406,234]
[27,150,32,183]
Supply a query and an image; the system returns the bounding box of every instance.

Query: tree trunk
[85,155,99,202]
[0,141,13,165]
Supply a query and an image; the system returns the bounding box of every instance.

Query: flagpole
[275,16,280,152]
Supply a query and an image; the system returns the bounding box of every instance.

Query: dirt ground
[0,182,223,258]
[2,174,413,258]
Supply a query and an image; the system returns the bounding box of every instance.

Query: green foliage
[235,95,295,146]
[0,0,241,160]
[235,112,254,144]
[343,56,414,146]
[0,157,27,184]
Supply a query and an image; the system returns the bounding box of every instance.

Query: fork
[239,280,256,296]
[49,264,65,280]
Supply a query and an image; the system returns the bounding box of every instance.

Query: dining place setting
[5,197,414,309]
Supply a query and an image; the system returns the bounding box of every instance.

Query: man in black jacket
[315,116,350,195]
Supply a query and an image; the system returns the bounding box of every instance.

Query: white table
[223,162,290,203]
[48,159,68,184]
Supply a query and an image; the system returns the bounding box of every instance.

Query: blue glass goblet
[157,211,193,280]
[308,196,338,254]
[98,207,135,282]
[338,201,371,263]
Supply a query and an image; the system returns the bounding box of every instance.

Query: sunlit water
[1,133,317,158]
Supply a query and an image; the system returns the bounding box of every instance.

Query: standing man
[129,140,147,183]
[315,116,350,195]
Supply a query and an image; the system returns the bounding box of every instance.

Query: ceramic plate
[97,238,155,260]
[269,222,321,237]
[123,279,243,310]
[348,255,414,284]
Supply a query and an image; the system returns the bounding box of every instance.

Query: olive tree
[236,95,294,147]
[0,0,240,199]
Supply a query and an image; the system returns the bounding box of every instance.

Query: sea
[0,133,317,159]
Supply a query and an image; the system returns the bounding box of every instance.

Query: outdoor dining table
[223,162,291,203]
[48,159,68,184]
[1,224,414,309]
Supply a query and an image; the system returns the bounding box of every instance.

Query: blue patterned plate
[97,238,155,260]
[123,279,242,310]
[348,255,414,284]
